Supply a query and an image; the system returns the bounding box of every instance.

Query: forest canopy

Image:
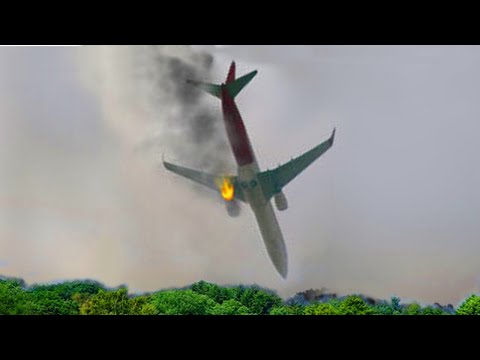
[0,277,478,315]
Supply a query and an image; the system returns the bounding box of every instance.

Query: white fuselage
[219,63,288,279]
[237,161,288,278]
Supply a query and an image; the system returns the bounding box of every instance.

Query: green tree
[191,281,235,304]
[234,286,282,315]
[29,280,103,300]
[207,299,252,315]
[373,296,403,315]
[390,296,402,313]
[404,303,422,315]
[456,295,480,315]
[269,306,290,315]
[26,281,104,315]
[149,290,216,315]
[71,292,93,307]
[27,292,78,315]
[0,279,27,315]
[129,295,152,315]
[304,303,338,315]
[421,306,446,315]
[336,295,374,315]
[139,302,158,315]
[80,288,135,315]
[15,281,105,315]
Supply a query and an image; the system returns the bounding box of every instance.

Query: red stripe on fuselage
[221,86,255,167]
[226,62,236,83]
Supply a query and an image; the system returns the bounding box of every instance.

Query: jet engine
[274,192,288,211]
[226,200,241,217]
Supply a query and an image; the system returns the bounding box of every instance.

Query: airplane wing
[163,161,247,203]
[257,129,335,201]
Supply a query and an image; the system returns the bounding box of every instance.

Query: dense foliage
[0,277,476,315]
[456,294,480,315]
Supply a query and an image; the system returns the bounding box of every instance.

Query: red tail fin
[226,61,236,83]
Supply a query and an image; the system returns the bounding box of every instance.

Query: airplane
[163,61,335,279]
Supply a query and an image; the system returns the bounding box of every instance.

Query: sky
[1,45,480,305]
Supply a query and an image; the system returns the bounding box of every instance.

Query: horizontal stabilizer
[187,64,257,100]
[186,80,222,99]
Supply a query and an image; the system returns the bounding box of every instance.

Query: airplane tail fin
[225,68,258,99]
[187,61,257,100]
[226,61,236,84]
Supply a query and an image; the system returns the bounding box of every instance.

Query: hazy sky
[1,45,479,305]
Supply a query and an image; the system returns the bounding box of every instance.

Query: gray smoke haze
[1,45,480,305]
[80,45,234,175]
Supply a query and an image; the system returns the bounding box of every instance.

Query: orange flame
[220,177,235,201]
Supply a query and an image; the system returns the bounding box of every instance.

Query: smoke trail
[81,45,234,177]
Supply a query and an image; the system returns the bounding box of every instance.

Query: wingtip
[161,153,168,169]
[275,261,288,280]
[330,128,336,144]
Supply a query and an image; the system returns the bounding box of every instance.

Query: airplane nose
[273,258,288,279]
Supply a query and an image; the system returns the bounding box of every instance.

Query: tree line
[0,277,479,315]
